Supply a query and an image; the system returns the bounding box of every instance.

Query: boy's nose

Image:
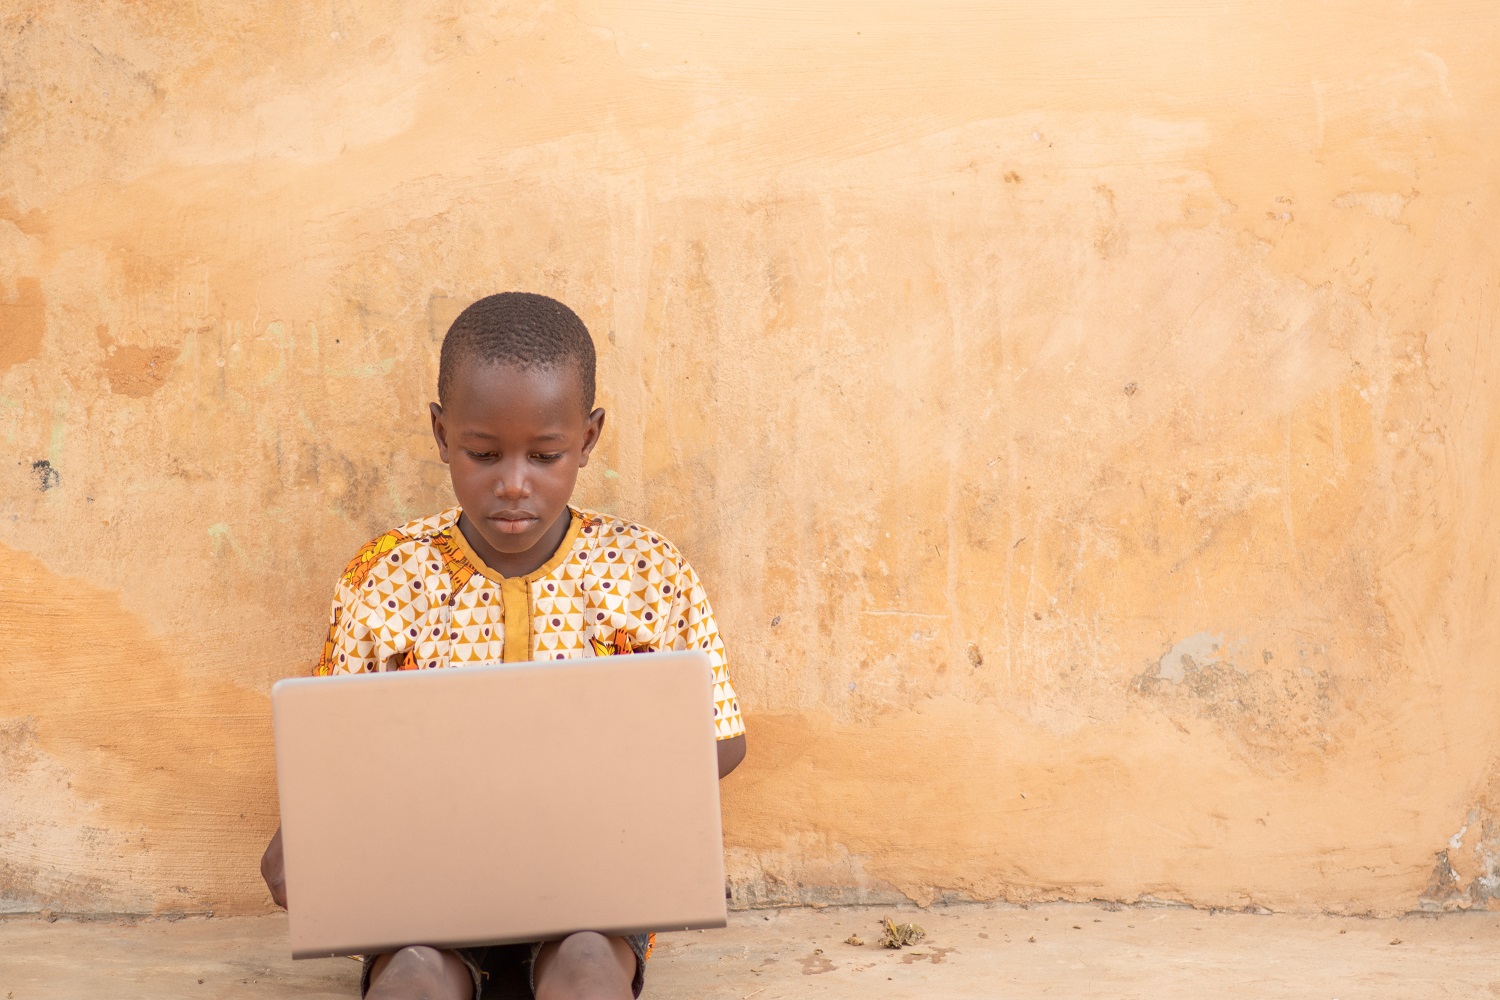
[494,477,530,500]
[494,458,531,499]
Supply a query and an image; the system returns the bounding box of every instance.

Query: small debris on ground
[879,917,926,949]
[845,933,864,946]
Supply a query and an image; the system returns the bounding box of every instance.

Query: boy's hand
[260,825,287,908]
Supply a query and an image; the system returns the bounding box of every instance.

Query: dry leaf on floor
[879,917,926,948]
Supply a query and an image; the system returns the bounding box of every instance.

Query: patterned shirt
[315,506,745,741]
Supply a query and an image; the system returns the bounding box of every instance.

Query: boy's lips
[487,512,539,534]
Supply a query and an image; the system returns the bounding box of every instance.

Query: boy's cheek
[456,471,489,500]
[447,463,480,498]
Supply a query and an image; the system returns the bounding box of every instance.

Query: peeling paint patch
[1132,637,1339,764]
[1421,797,1500,911]
[1155,632,1224,683]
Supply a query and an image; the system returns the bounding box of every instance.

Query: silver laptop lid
[272,650,726,959]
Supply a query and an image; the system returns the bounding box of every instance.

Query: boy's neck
[455,507,573,579]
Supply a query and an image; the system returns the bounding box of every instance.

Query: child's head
[430,293,605,574]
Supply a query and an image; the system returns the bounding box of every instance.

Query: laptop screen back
[272,651,727,958]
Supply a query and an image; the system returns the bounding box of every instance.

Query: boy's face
[430,361,604,575]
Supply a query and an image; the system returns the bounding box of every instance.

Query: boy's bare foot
[366,946,473,1000]
[533,932,636,1000]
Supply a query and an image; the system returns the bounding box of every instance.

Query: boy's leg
[364,946,477,1000]
[531,932,638,1000]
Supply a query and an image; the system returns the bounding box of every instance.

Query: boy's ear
[578,407,606,467]
[429,402,452,464]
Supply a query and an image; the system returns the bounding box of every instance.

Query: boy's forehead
[445,360,588,415]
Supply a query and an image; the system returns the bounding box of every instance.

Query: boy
[260,292,748,1000]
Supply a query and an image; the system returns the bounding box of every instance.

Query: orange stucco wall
[2,1,1498,916]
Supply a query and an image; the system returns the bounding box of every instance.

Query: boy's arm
[717,733,746,778]
[266,532,409,908]
[261,825,286,908]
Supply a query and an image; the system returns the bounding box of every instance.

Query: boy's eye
[533,453,564,463]
[465,451,497,461]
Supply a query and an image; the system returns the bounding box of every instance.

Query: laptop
[271,650,727,959]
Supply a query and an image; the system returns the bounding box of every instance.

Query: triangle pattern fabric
[313,506,746,741]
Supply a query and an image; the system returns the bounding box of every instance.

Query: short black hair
[437,292,596,409]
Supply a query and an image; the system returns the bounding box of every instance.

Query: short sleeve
[658,555,745,741]
[314,530,429,675]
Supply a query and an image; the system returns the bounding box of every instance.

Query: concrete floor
[2,903,1498,999]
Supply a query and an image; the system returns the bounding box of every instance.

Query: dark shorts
[359,934,651,1000]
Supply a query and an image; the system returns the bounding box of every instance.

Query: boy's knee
[556,930,614,959]
[535,932,634,1000]
[366,946,470,1000]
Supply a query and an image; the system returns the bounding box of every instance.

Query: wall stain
[98,328,181,398]
[30,459,58,492]
[0,277,45,372]
[0,197,48,236]
[0,544,277,914]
